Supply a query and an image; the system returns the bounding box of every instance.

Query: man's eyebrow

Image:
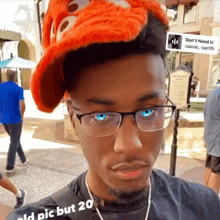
[137,92,163,102]
[86,92,162,106]
[86,98,114,106]
[72,105,81,111]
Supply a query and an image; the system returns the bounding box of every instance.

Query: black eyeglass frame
[76,96,176,124]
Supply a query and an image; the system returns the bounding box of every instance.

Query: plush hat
[31,0,169,113]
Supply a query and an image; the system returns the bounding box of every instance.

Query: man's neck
[86,170,150,205]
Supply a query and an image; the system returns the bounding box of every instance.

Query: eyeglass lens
[80,106,173,137]
[136,107,172,132]
[81,113,121,137]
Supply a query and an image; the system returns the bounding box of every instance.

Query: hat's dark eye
[68,3,78,13]
[67,0,91,13]
[61,21,69,32]
[56,16,77,41]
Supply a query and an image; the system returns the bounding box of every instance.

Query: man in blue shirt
[204,81,220,194]
[0,70,27,172]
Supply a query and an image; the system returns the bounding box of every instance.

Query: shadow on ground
[24,118,79,146]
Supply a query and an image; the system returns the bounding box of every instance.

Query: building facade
[1,0,219,95]
[0,0,43,89]
[165,0,220,95]
[0,30,21,83]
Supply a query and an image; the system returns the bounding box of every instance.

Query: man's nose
[114,115,142,156]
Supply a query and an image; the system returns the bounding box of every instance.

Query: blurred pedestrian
[191,76,199,97]
[0,172,26,209]
[194,76,200,98]
[216,79,220,87]
[204,81,220,194]
[0,70,27,173]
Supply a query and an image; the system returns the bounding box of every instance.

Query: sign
[166,32,219,55]
[168,70,191,109]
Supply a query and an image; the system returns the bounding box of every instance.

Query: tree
[158,0,164,5]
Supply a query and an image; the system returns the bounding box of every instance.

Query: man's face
[69,54,166,196]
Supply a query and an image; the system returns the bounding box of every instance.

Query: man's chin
[107,186,149,205]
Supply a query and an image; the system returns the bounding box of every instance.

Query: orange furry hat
[31,0,169,113]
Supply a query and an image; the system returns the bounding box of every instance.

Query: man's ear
[65,99,79,140]
[65,99,76,129]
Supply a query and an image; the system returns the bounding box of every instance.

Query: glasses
[76,97,176,137]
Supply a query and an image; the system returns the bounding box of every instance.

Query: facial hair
[107,186,149,205]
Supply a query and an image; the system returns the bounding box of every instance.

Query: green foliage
[157,0,164,5]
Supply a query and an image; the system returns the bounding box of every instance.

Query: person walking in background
[194,76,200,98]
[204,81,220,194]
[191,76,200,97]
[216,79,220,87]
[0,70,27,173]
[0,172,26,209]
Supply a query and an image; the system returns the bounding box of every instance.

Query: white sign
[169,70,191,109]
[166,32,219,55]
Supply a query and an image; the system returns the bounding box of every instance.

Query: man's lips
[117,169,142,178]
[111,161,148,179]
[111,161,147,171]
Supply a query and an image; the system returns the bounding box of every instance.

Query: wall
[0,1,42,88]
[0,1,42,62]
[198,0,215,20]
[198,17,213,94]
[18,39,37,89]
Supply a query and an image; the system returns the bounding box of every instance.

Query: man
[0,172,26,210]
[204,81,220,194]
[0,70,27,172]
[191,76,200,98]
[7,0,220,219]
[216,79,220,87]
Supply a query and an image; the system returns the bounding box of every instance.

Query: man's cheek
[79,136,98,158]
[141,131,163,151]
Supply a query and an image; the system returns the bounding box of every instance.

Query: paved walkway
[0,94,208,214]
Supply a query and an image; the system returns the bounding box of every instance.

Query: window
[208,53,220,88]
[184,2,197,23]
[167,5,178,25]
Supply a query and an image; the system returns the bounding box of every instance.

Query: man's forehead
[69,55,165,111]
[70,91,166,112]
[73,54,165,81]
[69,54,165,92]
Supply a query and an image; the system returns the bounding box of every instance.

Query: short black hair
[63,12,168,91]
[7,70,17,82]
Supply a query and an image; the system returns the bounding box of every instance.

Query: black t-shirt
[7,169,220,220]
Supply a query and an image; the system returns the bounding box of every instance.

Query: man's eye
[141,109,154,117]
[94,114,108,121]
